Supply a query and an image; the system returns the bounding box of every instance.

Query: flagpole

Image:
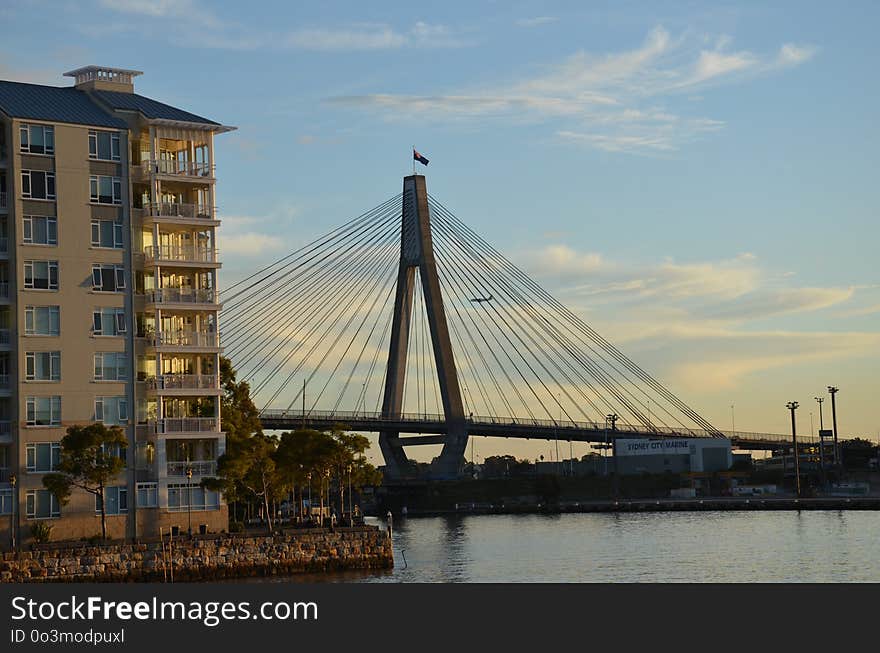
[412,145,416,175]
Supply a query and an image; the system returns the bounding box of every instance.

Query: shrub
[229,521,244,533]
[30,522,53,544]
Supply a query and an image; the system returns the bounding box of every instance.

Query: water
[271,511,880,582]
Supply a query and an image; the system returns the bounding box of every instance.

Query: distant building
[614,438,732,476]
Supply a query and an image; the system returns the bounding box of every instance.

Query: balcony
[144,417,219,434]
[144,331,220,349]
[0,374,9,389]
[144,288,219,306]
[0,237,7,255]
[147,202,215,221]
[0,282,8,300]
[0,420,10,444]
[146,374,219,391]
[143,245,219,265]
[0,329,9,346]
[142,160,214,179]
[167,460,217,477]
[0,467,9,482]
[0,192,6,211]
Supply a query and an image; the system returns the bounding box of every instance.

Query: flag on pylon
[413,149,429,166]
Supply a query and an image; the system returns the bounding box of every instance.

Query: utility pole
[9,473,16,553]
[730,403,735,436]
[828,386,840,471]
[786,401,801,498]
[814,396,826,486]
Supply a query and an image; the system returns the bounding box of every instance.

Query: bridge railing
[259,408,816,445]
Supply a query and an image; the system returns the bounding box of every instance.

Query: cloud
[776,43,818,67]
[283,24,407,51]
[220,233,285,256]
[98,0,183,16]
[517,17,558,28]
[93,3,468,52]
[329,26,816,154]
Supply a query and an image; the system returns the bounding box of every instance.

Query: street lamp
[827,386,840,470]
[347,464,353,525]
[730,403,735,436]
[185,462,194,537]
[786,401,801,498]
[815,396,827,486]
[9,473,16,553]
[306,472,312,524]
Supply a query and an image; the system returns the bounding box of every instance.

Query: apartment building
[0,66,234,544]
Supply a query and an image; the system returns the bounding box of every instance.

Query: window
[24,260,59,290]
[25,306,60,336]
[95,486,128,515]
[26,489,60,519]
[0,490,11,515]
[26,396,61,426]
[91,264,125,292]
[92,308,126,336]
[21,171,56,200]
[20,124,54,155]
[25,351,61,381]
[90,219,123,249]
[136,482,158,508]
[23,216,58,245]
[26,443,61,472]
[88,131,121,161]
[89,175,122,205]
[94,352,127,381]
[95,396,128,424]
[168,483,220,512]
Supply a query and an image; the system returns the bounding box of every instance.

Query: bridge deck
[259,409,815,450]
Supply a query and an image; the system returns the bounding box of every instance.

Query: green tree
[43,423,127,541]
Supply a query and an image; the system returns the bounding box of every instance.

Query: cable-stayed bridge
[221,176,821,479]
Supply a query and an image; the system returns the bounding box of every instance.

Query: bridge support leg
[379,175,468,480]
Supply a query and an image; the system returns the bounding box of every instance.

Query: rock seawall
[1,526,393,582]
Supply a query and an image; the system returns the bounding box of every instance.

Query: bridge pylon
[379,175,467,479]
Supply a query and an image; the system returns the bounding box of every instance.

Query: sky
[2,0,878,463]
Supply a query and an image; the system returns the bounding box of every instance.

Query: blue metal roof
[93,90,221,126]
[0,80,127,128]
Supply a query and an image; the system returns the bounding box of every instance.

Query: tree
[840,438,877,470]
[203,357,267,523]
[43,423,127,541]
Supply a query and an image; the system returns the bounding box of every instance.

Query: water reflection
[240,511,880,583]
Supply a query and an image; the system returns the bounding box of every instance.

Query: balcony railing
[145,288,218,304]
[0,374,9,389]
[0,467,9,482]
[0,237,7,254]
[143,245,218,264]
[143,160,214,178]
[0,329,9,345]
[145,417,219,434]
[0,282,8,299]
[146,374,219,390]
[167,460,217,477]
[0,192,6,210]
[0,421,10,436]
[146,331,220,348]
[148,202,214,220]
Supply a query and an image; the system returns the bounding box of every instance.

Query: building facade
[0,66,234,544]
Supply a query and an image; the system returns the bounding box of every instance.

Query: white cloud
[330,26,816,154]
[776,43,818,67]
[98,0,184,16]
[219,232,285,256]
[517,17,558,28]
[284,24,408,51]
